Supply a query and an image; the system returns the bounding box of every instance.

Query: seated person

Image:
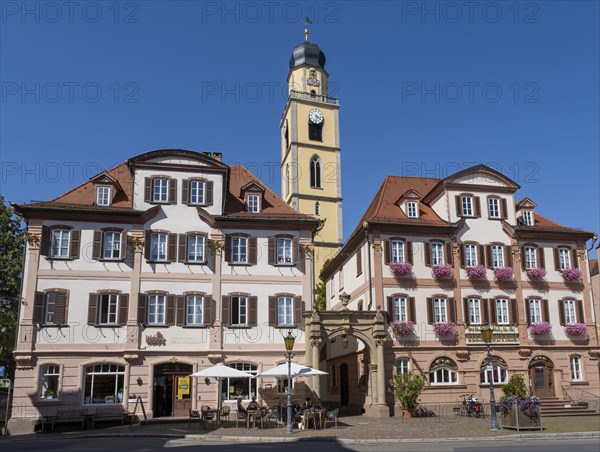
[303,397,312,410]
[292,399,303,422]
[313,398,323,410]
[236,397,246,414]
[247,396,260,411]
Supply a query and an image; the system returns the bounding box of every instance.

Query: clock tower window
[310,156,322,188]
[309,122,323,141]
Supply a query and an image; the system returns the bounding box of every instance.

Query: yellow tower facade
[280,35,343,278]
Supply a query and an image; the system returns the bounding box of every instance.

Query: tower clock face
[309,108,324,125]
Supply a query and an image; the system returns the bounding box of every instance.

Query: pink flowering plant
[526,267,546,280]
[390,261,413,276]
[529,321,552,336]
[561,268,582,282]
[433,322,456,336]
[466,265,487,279]
[494,266,514,281]
[391,320,415,335]
[432,264,453,278]
[564,323,587,336]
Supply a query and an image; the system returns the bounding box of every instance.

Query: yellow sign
[177,377,190,399]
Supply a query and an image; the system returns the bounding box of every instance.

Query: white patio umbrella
[189,363,254,413]
[259,362,327,378]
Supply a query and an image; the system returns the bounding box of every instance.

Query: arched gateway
[303,308,391,418]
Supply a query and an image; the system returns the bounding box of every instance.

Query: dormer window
[461,196,473,216]
[406,201,418,218]
[190,180,205,205]
[153,178,169,203]
[145,176,176,205]
[246,194,260,213]
[522,210,534,226]
[456,194,481,217]
[96,186,111,206]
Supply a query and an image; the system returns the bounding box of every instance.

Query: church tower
[280,30,343,279]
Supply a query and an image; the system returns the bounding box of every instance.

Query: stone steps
[538,397,598,417]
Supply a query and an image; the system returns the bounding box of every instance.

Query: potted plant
[105,394,115,403]
[466,265,487,279]
[561,268,582,282]
[494,266,514,281]
[526,267,546,280]
[564,323,587,336]
[529,321,552,336]
[389,372,426,418]
[432,264,453,279]
[391,320,415,336]
[43,390,56,399]
[390,261,413,276]
[433,322,456,336]
[499,374,542,430]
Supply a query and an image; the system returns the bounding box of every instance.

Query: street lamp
[481,324,499,431]
[284,330,296,434]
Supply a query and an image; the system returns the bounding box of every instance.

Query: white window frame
[391,240,404,263]
[186,295,204,325]
[433,297,447,323]
[152,178,169,203]
[232,236,248,264]
[396,358,410,376]
[277,296,293,326]
[431,242,444,266]
[98,293,118,325]
[221,363,257,401]
[246,194,260,213]
[461,196,473,216]
[231,296,248,326]
[495,299,509,325]
[559,248,572,270]
[150,233,168,262]
[522,210,534,226]
[488,197,500,218]
[84,364,125,405]
[187,235,205,262]
[492,245,504,268]
[189,180,206,205]
[393,296,408,322]
[50,229,70,258]
[429,368,458,385]
[480,364,508,385]
[103,231,121,260]
[40,364,60,399]
[96,186,111,206]
[564,299,577,324]
[406,202,418,218]
[528,299,542,323]
[524,246,537,269]
[570,355,582,381]
[277,237,293,265]
[148,294,166,325]
[465,244,477,267]
[468,298,481,324]
[44,292,57,324]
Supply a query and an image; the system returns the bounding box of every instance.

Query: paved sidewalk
[16,413,599,443]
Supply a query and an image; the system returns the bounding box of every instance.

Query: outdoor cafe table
[301,409,325,430]
[246,408,267,429]
[201,408,220,428]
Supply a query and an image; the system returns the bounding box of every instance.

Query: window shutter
[386,296,394,321]
[178,234,187,262]
[69,229,81,259]
[120,231,128,261]
[448,298,456,323]
[40,226,51,256]
[525,299,532,326]
[510,298,518,325]
[224,234,232,263]
[268,296,277,326]
[537,247,545,269]
[204,295,214,326]
[33,292,45,323]
[542,299,549,322]
[168,178,177,204]
[500,198,508,219]
[463,298,470,325]
[292,237,300,265]
[481,298,489,324]
[460,244,466,268]
[248,236,257,265]
[268,237,276,264]
[54,291,68,325]
[137,294,147,324]
[553,248,561,271]
[166,294,176,325]
[249,296,258,326]
[477,244,485,268]
[144,231,151,260]
[571,249,579,269]
[486,245,493,268]
[88,293,98,325]
[167,233,177,262]
[144,177,151,202]
[558,300,566,326]
[474,197,481,217]
[221,296,230,326]
[426,297,433,324]
[520,246,526,270]
[205,181,214,206]
[406,241,413,264]
[424,242,432,267]
[182,179,189,205]
[408,297,416,323]
[489,299,497,324]
[576,299,584,323]
[505,246,513,267]
[455,195,462,217]
[293,296,302,325]
[383,240,391,264]
[92,231,102,260]
[118,294,129,326]
[445,242,454,266]
[176,295,185,326]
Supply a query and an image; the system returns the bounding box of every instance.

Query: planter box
[499,402,542,431]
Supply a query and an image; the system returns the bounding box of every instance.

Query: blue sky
[1,1,598,253]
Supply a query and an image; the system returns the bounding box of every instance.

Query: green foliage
[501,374,529,399]
[389,372,426,410]
[314,258,332,312]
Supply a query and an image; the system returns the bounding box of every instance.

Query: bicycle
[457,394,484,418]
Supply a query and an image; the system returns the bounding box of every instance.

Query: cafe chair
[219,405,231,426]
[324,408,339,429]
[304,409,318,430]
[266,407,280,427]
[201,405,216,428]
[188,408,201,428]
[236,409,246,428]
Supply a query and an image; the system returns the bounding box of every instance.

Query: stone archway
[303,307,390,418]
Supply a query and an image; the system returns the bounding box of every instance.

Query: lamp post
[363,221,373,310]
[481,324,499,431]
[284,330,296,433]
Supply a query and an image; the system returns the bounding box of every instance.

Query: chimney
[212,152,222,162]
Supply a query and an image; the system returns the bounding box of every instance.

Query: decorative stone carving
[208,239,224,253]
[588,350,599,359]
[455,350,470,361]
[299,243,313,257]
[25,232,41,250]
[512,247,521,263]
[310,338,322,348]
[208,354,223,363]
[518,349,531,358]
[452,243,461,257]
[128,235,144,253]
[15,355,33,369]
[339,292,350,309]
[124,354,139,362]
[145,331,166,346]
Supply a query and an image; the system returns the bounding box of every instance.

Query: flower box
[526,267,546,280]
[432,264,453,279]
[561,268,582,282]
[433,322,456,336]
[529,321,552,336]
[466,265,487,279]
[564,323,587,336]
[390,261,413,276]
[391,320,415,335]
[499,397,542,431]
[494,266,514,281]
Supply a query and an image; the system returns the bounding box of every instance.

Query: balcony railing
[288,90,339,105]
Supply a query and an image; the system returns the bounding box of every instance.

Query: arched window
[84,364,125,404]
[480,356,508,384]
[221,363,258,400]
[429,357,458,385]
[310,156,322,188]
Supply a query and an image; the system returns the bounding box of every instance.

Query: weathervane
[304,17,313,42]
